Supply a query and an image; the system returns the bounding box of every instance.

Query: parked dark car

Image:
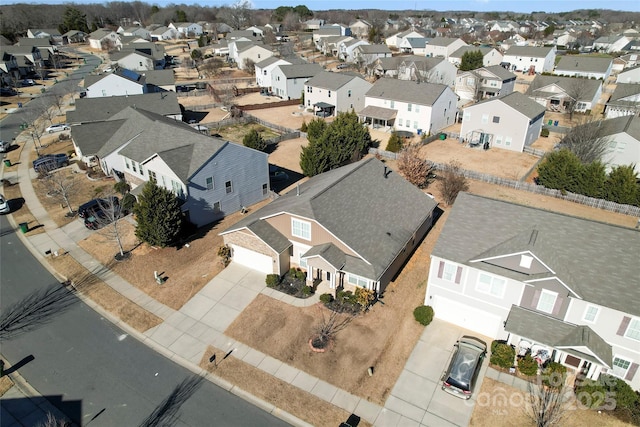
[79,197,120,229]
[32,154,69,173]
[441,336,487,399]
[78,197,119,219]
[0,87,18,96]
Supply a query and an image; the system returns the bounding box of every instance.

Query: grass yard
[215,122,280,144]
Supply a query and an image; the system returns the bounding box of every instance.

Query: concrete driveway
[378,319,490,427]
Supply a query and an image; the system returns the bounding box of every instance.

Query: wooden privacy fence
[367,147,640,217]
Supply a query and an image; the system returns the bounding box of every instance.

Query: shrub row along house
[221,158,438,296]
[424,192,640,391]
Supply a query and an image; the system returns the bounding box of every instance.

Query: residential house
[271,63,323,100]
[553,56,613,80]
[17,38,57,65]
[605,84,640,119]
[142,69,176,93]
[353,44,392,67]
[359,78,457,134]
[613,53,640,72]
[244,25,265,38]
[255,56,305,89]
[71,107,269,227]
[526,75,602,114]
[169,22,203,37]
[617,66,640,84]
[63,30,87,44]
[424,37,467,58]
[594,35,632,53]
[120,26,151,40]
[110,42,166,71]
[338,38,368,63]
[350,19,372,40]
[385,29,426,50]
[502,46,556,73]
[455,65,516,105]
[319,35,351,57]
[220,157,438,296]
[83,69,145,98]
[211,40,229,57]
[448,46,503,68]
[88,29,122,50]
[66,92,182,124]
[0,51,20,85]
[303,71,372,116]
[490,21,518,33]
[236,44,274,71]
[397,56,457,86]
[150,26,176,42]
[553,30,578,48]
[27,28,63,45]
[304,19,326,31]
[586,115,640,172]
[372,56,402,78]
[424,192,640,391]
[1,46,43,78]
[399,38,429,55]
[313,27,343,50]
[460,92,545,152]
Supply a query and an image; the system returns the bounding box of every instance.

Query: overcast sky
[4,0,639,13]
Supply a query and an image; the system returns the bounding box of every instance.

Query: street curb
[1,138,312,427]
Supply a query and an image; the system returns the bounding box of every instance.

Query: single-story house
[605,83,640,119]
[526,75,602,114]
[220,157,438,296]
[424,192,640,391]
[617,65,640,84]
[460,91,546,152]
[553,56,613,80]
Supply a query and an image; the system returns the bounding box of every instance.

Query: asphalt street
[0,182,290,425]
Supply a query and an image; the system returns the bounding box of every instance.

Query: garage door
[433,296,502,338]
[230,245,273,274]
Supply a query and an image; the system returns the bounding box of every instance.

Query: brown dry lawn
[469,378,633,427]
[0,376,13,397]
[198,346,371,427]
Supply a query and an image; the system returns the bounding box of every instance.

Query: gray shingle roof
[303,242,346,270]
[609,83,640,102]
[427,37,461,47]
[504,45,554,58]
[66,92,181,124]
[406,38,428,48]
[305,71,366,90]
[594,115,640,141]
[526,75,602,102]
[449,46,492,58]
[277,63,323,79]
[505,306,612,367]
[469,91,545,119]
[143,69,175,86]
[357,44,392,54]
[247,221,291,254]
[114,108,226,182]
[481,65,517,81]
[222,158,437,280]
[71,119,127,156]
[434,193,640,316]
[366,78,448,106]
[555,56,612,74]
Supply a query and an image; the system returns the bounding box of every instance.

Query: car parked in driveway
[21,79,36,86]
[32,153,69,173]
[45,123,70,133]
[0,194,10,214]
[79,196,120,229]
[441,336,487,399]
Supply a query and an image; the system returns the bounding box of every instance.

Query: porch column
[588,364,602,380]
[554,350,562,363]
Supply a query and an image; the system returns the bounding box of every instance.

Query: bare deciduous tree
[92,195,129,259]
[37,412,71,427]
[557,118,611,164]
[526,378,568,427]
[41,168,78,216]
[439,160,469,206]
[312,304,357,350]
[398,145,435,188]
[564,78,590,121]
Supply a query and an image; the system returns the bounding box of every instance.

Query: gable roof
[608,83,640,103]
[450,46,493,58]
[276,63,323,79]
[83,70,144,89]
[504,46,554,58]
[480,64,517,81]
[526,75,602,102]
[305,71,368,91]
[366,78,449,106]
[555,56,612,73]
[434,193,640,316]
[89,29,116,40]
[427,37,461,47]
[467,91,545,119]
[222,158,437,280]
[143,69,175,86]
[595,115,640,141]
[356,44,392,54]
[66,92,181,124]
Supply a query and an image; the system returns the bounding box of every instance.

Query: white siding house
[304,71,372,116]
[424,37,467,58]
[502,46,556,73]
[271,64,323,100]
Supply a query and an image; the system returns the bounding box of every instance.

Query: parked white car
[0,194,9,214]
[45,124,70,133]
[0,140,11,152]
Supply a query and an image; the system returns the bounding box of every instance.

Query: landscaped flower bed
[265,268,313,299]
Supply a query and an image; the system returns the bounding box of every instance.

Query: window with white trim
[625,318,640,341]
[482,114,489,124]
[291,218,311,240]
[262,183,268,195]
[442,262,457,282]
[213,201,221,213]
[206,177,214,190]
[390,100,395,108]
[299,253,308,269]
[225,180,232,194]
[348,274,368,288]
[415,104,420,113]
[583,305,599,323]
[476,273,505,297]
[505,136,512,147]
[407,103,412,112]
[537,290,557,314]
[612,356,632,378]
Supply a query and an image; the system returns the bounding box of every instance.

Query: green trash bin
[3,159,10,167]
[439,133,446,140]
[548,119,553,126]
[19,223,29,233]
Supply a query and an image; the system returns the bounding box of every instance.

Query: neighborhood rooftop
[472,91,546,119]
[365,78,448,106]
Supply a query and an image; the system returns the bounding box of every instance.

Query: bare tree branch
[557,117,611,164]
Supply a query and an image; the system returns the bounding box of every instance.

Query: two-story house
[447,46,503,68]
[221,157,438,296]
[385,29,427,50]
[338,38,368,63]
[169,22,203,37]
[1,45,43,78]
[502,46,556,73]
[236,44,274,70]
[605,84,640,119]
[353,44,392,67]
[350,19,372,40]
[303,71,372,116]
[460,91,545,152]
[397,56,457,86]
[66,92,183,124]
[577,115,640,173]
[399,37,429,55]
[83,69,145,98]
[526,75,602,114]
[424,192,640,391]
[254,56,305,89]
[424,37,467,58]
[271,63,323,100]
[359,78,457,134]
[71,107,269,227]
[553,56,613,80]
[88,29,122,50]
[455,65,517,105]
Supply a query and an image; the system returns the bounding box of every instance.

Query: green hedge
[413,305,434,326]
[490,341,515,369]
[542,362,567,388]
[517,354,538,376]
[265,274,280,288]
[319,293,333,304]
